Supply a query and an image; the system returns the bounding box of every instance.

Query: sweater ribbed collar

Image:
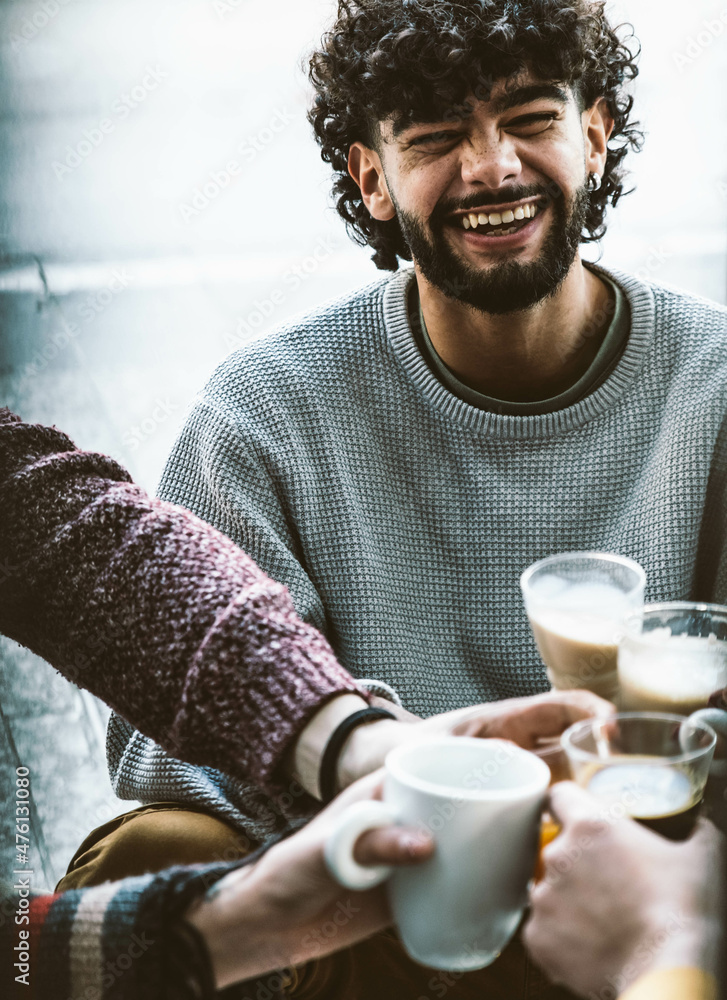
[382,262,656,439]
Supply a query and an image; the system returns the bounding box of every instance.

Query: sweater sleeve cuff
[620,967,718,1000]
[169,581,370,794]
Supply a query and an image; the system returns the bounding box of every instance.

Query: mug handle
[688,709,727,776]
[324,800,399,890]
[689,708,727,742]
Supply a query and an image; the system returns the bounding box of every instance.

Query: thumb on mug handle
[324,800,399,890]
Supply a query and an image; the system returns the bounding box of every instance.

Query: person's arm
[0,409,368,795]
[1,866,228,1000]
[153,393,617,800]
[0,410,613,805]
[184,770,433,988]
[524,782,724,999]
[1,773,434,1000]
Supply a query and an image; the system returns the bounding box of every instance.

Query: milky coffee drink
[619,631,727,716]
[528,581,633,701]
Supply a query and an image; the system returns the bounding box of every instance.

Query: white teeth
[461,203,539,233]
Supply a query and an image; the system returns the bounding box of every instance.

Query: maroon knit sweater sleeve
[0,409,368,793]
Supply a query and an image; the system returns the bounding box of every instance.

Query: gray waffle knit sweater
[109,264,727,833]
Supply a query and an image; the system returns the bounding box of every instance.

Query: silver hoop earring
[587,172,602,192]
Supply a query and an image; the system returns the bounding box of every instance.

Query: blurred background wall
[0,0,726,890]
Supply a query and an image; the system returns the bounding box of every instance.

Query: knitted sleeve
[0,409,367,794]
[0,861,280,1000]
[1,817,312,1000]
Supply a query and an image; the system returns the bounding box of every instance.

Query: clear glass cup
[561,712,716,840]
[618,602,727,715]
[520,552,646,702]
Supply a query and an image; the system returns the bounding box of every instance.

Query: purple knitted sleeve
[0,409,368,792]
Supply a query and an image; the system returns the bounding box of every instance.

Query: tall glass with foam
[520,552,646,703]
[618,603,727,715]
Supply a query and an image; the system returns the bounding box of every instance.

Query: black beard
[394,185,589,315]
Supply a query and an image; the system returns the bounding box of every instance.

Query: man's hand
[338,688,614,790]
[185,771,433,989]
[524,782,724,998]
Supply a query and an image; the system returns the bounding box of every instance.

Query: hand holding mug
[337,688,615,791]
[525,782,724,997]
[326,737,550,970]
[185,770,434,989]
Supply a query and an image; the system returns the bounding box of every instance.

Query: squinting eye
[410,131,460,147]
[505,114,559,136]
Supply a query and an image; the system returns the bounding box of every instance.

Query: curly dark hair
[308,0,643,271]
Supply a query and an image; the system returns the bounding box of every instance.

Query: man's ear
[583,97,614,179]
[348,142,397,221]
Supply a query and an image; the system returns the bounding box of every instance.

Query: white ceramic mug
[324,737,550,971]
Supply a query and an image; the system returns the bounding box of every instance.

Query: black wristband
[319,707,396,804]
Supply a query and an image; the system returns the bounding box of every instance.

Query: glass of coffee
[618,603,727,714]
[561,712,716,840]
[520,552,646,702]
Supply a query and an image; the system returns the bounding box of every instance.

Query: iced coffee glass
[520,552,646,702]
[618,603,727,715]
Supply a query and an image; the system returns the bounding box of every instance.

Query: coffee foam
[587,761,696,818]
[527,579,632,644]
[619,635,727,714]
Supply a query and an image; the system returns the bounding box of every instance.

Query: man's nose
[460,135,522,190]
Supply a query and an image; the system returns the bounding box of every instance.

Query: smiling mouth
[451,200,543,238]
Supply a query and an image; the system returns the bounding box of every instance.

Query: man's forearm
[290,693,420,798]
[184,865,290,989]
[0,409,367,795]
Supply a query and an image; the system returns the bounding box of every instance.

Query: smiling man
[347,69,617,404]
[69,1,727,997]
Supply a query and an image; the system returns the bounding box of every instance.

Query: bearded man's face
[375,74,593,313]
